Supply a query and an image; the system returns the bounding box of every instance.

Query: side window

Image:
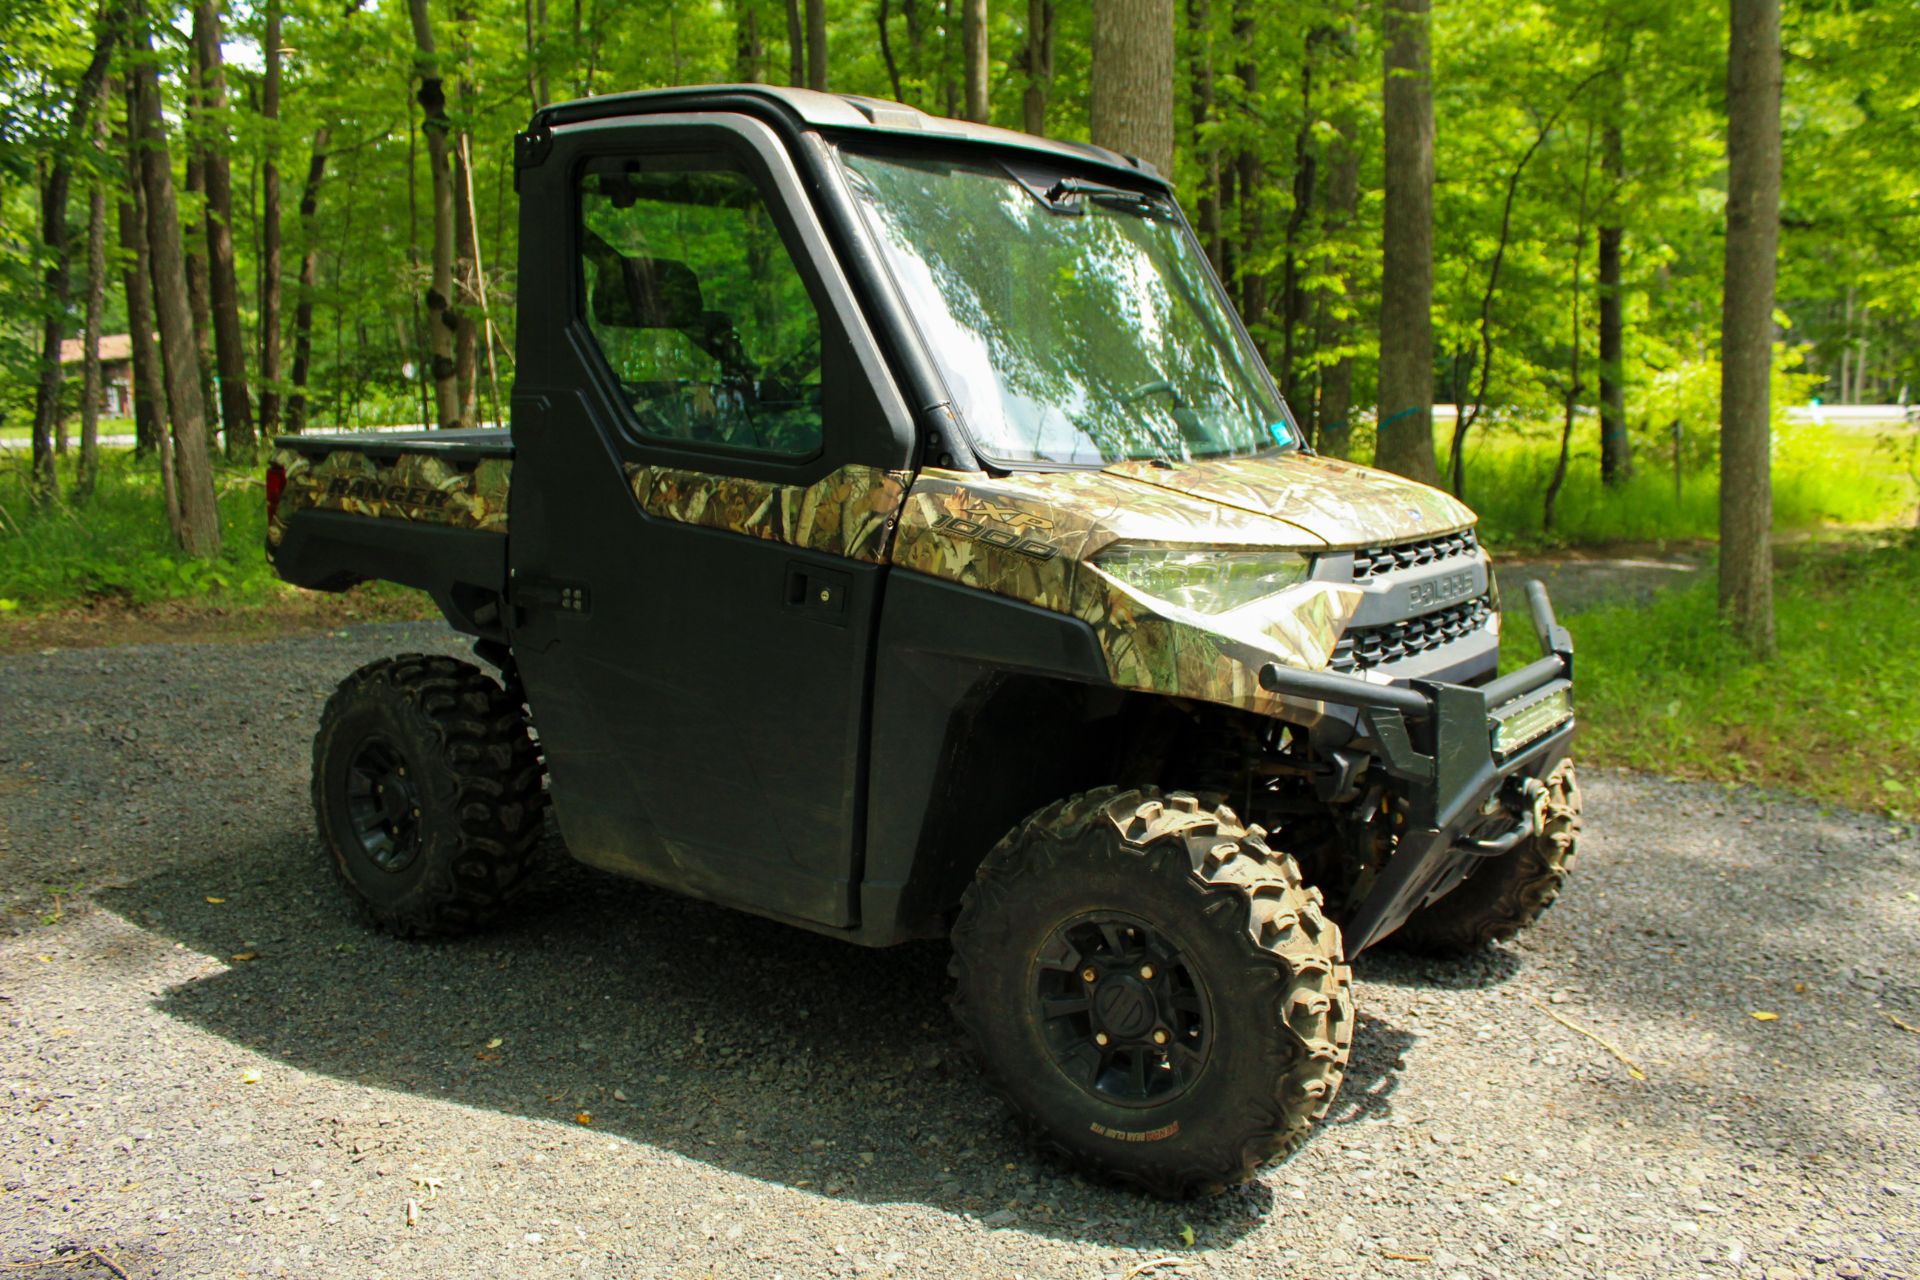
[580,155,824,458]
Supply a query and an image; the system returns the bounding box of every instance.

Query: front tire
[950,787,1354,1198]
[312,654,546,938]
[1390,758,1582,955]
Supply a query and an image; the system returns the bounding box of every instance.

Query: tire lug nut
[1081,967,1097,983]
[1152,1028,1170,1046]
[1139,964,1155,980]
[1094,1032,1110,1047]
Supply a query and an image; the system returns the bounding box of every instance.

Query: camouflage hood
[1100,451,1476,550]
[891,454,1484,719]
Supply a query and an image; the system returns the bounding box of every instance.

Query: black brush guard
[1258,580,1577,953]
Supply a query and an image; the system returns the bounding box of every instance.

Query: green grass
[0,417,137,442]
[1558,534,1920,818]
[1447,419,1920,551]
[0,446,418,615]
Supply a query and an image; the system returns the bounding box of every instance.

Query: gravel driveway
[2,623,1916,1280]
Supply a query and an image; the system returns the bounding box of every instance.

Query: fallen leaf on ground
[1177,1222,1194,1246]
[486,1037,503,1049]
[574,1111,592,1125]
[239,1068,262,1084]
[1750,1011,1780,1022]
[230,952,258,963]
[205,897,225,904]
[1382,1251,1432,1263]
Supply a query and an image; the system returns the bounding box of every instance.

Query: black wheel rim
[1032,913,1212,1108]
[343,736,423,874]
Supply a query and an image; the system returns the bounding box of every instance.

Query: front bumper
[1258,580,1577,953]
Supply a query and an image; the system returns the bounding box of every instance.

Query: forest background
[1,0,1917,813]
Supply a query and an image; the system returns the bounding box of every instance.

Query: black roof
[528,84,1168,188]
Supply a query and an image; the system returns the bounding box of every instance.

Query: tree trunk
[1185,0,1219,269]
[182,98,217,430]
[27,24,115,499]
[785,0,804,86]
[1376,0,1439,484]
[192,0,255,459]
[1543,121,1598,534]
[1231,1,1265,332]
[287,128,332,435]
[258,0,284,440]
[1316,106,1361,458]
[1023,0,1054,135]
[131,0,221,557]
[77,78,111,500]
[453,6,480,426]
[119,92,168,462]
[1279,35,1321,407]
[941,0,957,115]
[879,0,904,100]
[735,0,764,82]
[1719,0,1780,653]
[407,0,467,430]
[807,0,827,90]
[525,0,550,109]
[1597,121,1631,485]
[961,0,988,122]
[1089,0,1174,177]
[903,0,926,101]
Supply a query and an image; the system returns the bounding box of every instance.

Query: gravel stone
[1,620,1916,1278]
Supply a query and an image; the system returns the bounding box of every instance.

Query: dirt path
[1496,550,1706,616]
[2,624,1915,1279]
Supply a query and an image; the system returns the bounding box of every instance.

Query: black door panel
[505,115,913,931]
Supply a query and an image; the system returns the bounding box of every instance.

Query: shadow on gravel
[1324,1012,1416,1127]
[98,827,1419,1247]
[1354,945,1525,992]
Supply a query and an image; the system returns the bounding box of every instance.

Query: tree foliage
[0,0,1911,505]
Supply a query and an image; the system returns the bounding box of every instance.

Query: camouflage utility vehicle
[269,86,1580,1198]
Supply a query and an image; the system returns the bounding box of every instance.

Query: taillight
[265,462,286,523]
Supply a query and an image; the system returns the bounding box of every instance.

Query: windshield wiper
[1041,177,1159,214]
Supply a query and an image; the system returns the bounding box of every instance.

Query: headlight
[1492,684,1574,756]
[1092,545,1313,616]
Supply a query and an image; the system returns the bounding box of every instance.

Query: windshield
[840,149,1297,468]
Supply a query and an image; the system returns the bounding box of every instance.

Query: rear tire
[1390,758,1581,955]
[312,653,546,938]
[950,787,1354,1198]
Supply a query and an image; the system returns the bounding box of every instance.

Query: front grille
[1352,528,1478,580]
[1330,594,1495,672]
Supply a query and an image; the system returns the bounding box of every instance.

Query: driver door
[506,113,916,928]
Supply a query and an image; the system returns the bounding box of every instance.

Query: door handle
[784,562,849,624]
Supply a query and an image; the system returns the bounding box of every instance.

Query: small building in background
[57,334,134,418]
